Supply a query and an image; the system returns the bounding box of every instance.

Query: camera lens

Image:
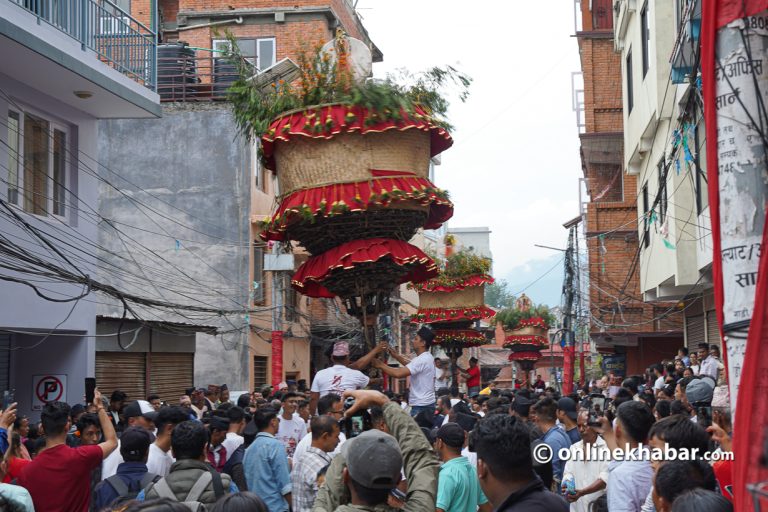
[344,397,355,410]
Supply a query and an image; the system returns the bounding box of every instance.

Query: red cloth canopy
[261,105,453,172]
[504,335,549,347]
[260,176,454,242]
[412,305,497,324]
[291,238,437,298]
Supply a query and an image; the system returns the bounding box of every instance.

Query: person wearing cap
[434,422,491,512]
[313,389,440,512]
[92,426,160,510]
[207,415,231,472]
[309,341,386,415]
[291,415,340,512]
[243,407,293,512]
[561,411,609,512]
[102,400,159,479]
[684,377,715,425]
[457,357,482,397]
[190,389,208,419]
[373,326,438,417]
[556,398,581,444]
[219,384,231,406]
[17,389,118,512]
[471,414,568,511]
[510,397,542,441]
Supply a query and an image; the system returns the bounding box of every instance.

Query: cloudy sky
[357,1,584,304]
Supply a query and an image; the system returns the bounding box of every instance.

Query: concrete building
[96,0,380,393]
[575,0,684,376]
[447,226,492,262]
[0,0,159,418]
[614,0,718,351]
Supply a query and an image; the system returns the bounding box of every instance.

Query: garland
[503,334,549,346]
[433,329,487,347]
[409,274,494,293]
[412,305,496,324]
[509,351,543,362]
[517,317,550,329]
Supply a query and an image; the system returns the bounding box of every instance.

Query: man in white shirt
[102,400,158,479]
[562,411,609,512]
[276,392,306,460]
[146,405,188,476]
[651,364,665,391]
[699,344,723,383]
[434,358,451,391]
[309,341,385,415]
[221,406,246,462]
[373,326,437,416]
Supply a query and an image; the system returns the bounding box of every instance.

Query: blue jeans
[410,404,435,417]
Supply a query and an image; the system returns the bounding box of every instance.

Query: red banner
[271,330,283,388]
[563,345,575,395]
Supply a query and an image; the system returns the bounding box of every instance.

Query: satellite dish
[321,36,373,82]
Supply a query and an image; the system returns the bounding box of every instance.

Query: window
[657,157,667,223]
[253,356,268,390]
[693,106,709,214]
[626,50,634,113]
[642,183,650,248]
[253,242,265,304]
[285,283,298,322]
[6,109,70,218]
[641,2,650,77]
[213,38,276,71]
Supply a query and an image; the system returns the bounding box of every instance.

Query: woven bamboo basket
[418,285,485,309]
[274,130,431,195]
[503,325,549,338]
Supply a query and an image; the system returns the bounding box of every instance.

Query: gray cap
[342,429,402,489]
[686,377,715,404]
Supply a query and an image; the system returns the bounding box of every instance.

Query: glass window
[23,113,49,216]
[642,183,650,248]
[53,129,66,217]
[258,38,276,70]
[626,50,634,113]
[657,157,667,223]
[7,111,20,205]
[253,242,265,304]
[641,2,650,78]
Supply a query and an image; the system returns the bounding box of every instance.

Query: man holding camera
[312,389,439,512]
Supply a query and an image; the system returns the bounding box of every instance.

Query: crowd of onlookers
[0,333,737,512]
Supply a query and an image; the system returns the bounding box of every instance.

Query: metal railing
[9,0,156,90]
[157,47,252,102]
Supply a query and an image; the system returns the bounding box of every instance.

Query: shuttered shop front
[706,310,722,347]
[685,314,706,347]
[96,352,146,402]
[149,352,194,404]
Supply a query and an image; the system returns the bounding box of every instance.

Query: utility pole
[562,218,579,395]
[271,270,284,388]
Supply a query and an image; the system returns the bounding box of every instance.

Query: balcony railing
[157,45,252,102]
[592,0,614,30]
[9,0,156,90]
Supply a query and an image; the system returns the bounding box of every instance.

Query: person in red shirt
[459,357,482,396]
[18,389,117,512]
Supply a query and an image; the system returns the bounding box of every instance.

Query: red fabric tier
[260,176,454,242]
[412,305,496,324]
[409,274,494,293]
[504,335,549,347]
[509,351,543,362]
[261,105,453,171]
[291,238,437,298]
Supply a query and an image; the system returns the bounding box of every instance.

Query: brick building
[576,0,683,376]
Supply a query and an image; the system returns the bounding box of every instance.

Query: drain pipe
[178,16,244,31]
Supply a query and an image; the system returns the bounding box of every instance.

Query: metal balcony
[8,0,156,90]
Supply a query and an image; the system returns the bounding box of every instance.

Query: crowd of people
[0,329,735,512]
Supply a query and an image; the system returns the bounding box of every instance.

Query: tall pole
[562,227,576,395]
[271,271,284,387]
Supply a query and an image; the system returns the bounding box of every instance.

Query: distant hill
[502,254,564,307]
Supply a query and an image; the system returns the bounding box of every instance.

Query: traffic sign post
[32,374,67,411]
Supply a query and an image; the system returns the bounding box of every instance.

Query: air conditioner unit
[100,16,130,35]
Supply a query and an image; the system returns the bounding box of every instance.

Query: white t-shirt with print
[406,351,437,406]
[277,415,307,458]
[310,365,370,397]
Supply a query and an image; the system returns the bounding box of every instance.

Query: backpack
[105,472,161,508]
[151,468,225,512]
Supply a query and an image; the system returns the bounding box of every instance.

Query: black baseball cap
[123,400,159,422]
[557,397,578,421]
[120,427,152,460]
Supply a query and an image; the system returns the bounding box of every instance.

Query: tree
[484,280,516,309]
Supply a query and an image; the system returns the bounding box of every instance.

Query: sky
[356,1,584,305]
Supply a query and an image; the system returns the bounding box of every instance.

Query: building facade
[576,0,684,376]
[0,0,159,418]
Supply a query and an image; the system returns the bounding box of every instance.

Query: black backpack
[106,472,161,507]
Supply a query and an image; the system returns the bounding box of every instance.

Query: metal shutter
[149,353,193,404]
[253,356,268,391]
[685,314,706,347]
[96,352,146,403]
[706,310,722,348]
[0,335,10,393]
